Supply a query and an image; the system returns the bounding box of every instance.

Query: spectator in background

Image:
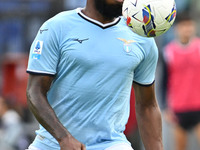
[175,0,190,12]
[163,13,200,150]
[0,96,29,150]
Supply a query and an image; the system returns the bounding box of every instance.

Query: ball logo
[165,3,177,23]
[142,5,156,37]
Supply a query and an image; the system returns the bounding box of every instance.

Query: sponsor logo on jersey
[72,38,89,44]
[40,29,48,34]
[117,38,136,53]
[32,40,43,59]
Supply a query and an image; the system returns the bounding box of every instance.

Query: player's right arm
[26,74,86,150]
[27,17,85,149]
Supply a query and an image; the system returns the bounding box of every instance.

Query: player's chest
[59,33,143,72]
[58,27,143,70]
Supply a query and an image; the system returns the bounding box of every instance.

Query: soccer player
[26,0,163,150]
[163,13,200,150]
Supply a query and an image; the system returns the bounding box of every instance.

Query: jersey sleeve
[27,19,60,76]
[133,39,158,86]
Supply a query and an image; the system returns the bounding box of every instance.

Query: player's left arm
[133,82,163,150]
[132,38,163,150]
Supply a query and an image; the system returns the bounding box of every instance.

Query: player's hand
[59,135,86,150]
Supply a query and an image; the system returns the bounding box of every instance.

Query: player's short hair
[175,12,194,25]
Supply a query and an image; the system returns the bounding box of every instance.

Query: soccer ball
[122,0,176,37]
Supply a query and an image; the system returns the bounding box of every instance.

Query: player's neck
[179,37,192,45]
[82,3,117,24]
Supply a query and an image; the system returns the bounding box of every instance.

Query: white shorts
[105,143,134,150]
[27,143,134,150]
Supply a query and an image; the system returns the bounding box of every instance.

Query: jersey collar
[76,8,121,29]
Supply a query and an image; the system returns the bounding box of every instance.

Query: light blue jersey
[27,8,158,150]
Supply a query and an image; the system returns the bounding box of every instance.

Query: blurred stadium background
[0,0,199,150]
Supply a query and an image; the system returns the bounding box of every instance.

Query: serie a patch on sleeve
[32,40,43,60]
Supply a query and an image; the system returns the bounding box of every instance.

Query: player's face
[176,20,196,41]
[94,0,123,20]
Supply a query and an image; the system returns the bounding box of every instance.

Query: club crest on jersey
[117,38,136,53]
[32,40,43,59]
